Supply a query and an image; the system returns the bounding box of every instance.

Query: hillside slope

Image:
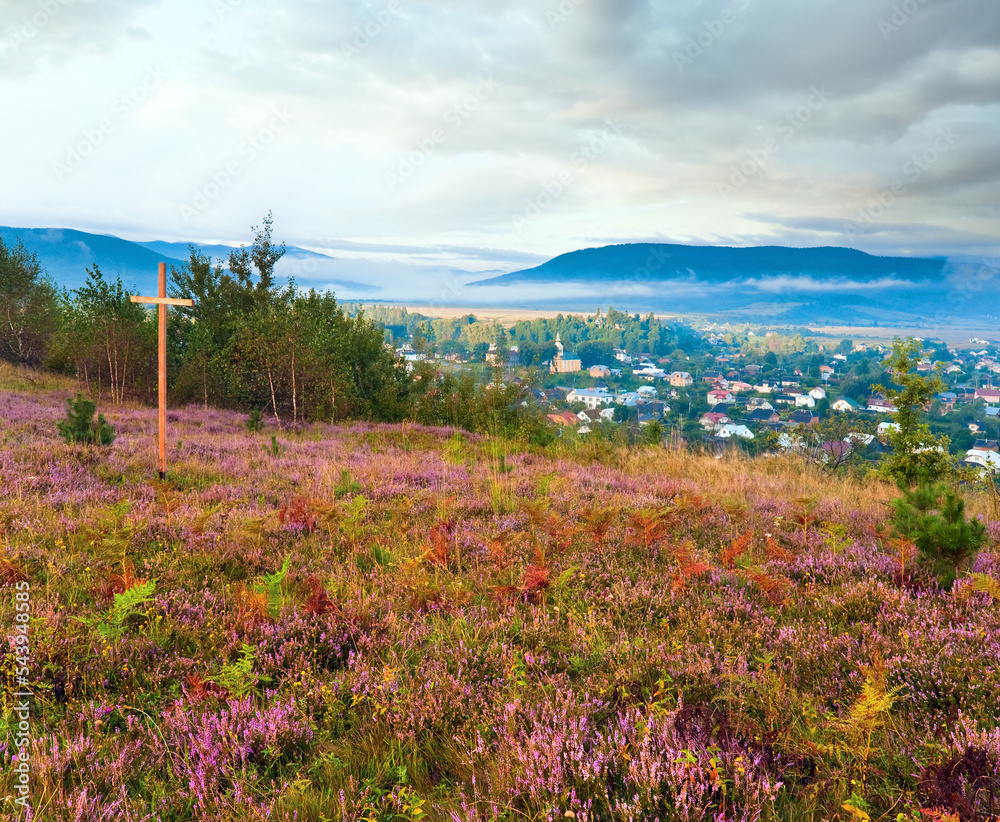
[0,377,998,820]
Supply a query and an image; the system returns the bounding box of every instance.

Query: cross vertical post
[130,262,194,480]
[158,262,167,479]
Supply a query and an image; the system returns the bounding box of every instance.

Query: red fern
[303,575,334,616]
[93,561,147,603]
[627,509,670,550]
[580,506,617,547]
[721,531,753,569]
[0,557,27,586]
[277,496,318,533]
[487,530,516,570]
[765,535,796,564]
[182,673,227,702]
[428,518,456,566]
[522,564,551,602]
[668,541,710,592]
[741,568,790,606]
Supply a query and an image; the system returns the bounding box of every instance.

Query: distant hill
[477,243,946,285]
[0,227,186,293]
[466,242,994,325]
[0,227,378,296]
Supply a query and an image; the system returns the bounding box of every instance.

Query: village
[389,310,1000,473]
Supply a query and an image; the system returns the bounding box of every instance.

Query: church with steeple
[550,334,582,374]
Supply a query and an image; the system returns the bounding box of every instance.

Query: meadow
[1,364,999,822]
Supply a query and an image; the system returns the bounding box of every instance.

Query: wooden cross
[130,262,194,479]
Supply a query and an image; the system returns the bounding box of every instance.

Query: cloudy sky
[2,0,998,293]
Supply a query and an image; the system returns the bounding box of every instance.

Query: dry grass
[0,362,79,394]
[625,447,895,515]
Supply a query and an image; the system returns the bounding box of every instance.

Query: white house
[717,423,754,440]
[809,387,827,400]
[778,433,807,451]
[598,408,617,422]
[868,398,897,414]
[832,397,860,412]
[637,385,658,399]
[707,389,735,405]
[965,449,1000,473]
[566,388,614,410]
[616,392,642,407]
[795,395,816,408]
[633,364,666,379]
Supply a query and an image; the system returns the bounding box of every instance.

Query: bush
[891,477,986,589]
[246,408,263,432]
[57,393,116,446]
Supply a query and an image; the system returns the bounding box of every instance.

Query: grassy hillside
[1,369,999,821]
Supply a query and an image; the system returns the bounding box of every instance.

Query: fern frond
[765,535,796,564]
[968,572,1000,599]
[721,531,752,569]
[189,503,224,536]
[740,567,790,606]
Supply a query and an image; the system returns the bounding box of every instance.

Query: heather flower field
[2,372,999,821]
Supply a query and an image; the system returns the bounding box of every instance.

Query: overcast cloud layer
[2,0,998,294]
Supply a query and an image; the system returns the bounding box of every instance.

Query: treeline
[357,304,705,365]
[0,217,410,425]
[0,218,553,437]
[1,235,158,403]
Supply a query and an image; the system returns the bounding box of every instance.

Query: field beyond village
[2,365,1000,822]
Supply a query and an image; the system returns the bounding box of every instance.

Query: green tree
[0,237,59,367]
[891,479,985,589]
[57,393,115,445]
[875,338,952,488]
[61,266,155,405]
[227,211,285,306]
[168,247,230,408]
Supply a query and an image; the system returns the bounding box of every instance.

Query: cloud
[1,0,998,271]
[0,0,156,75]
[737,275,925,294]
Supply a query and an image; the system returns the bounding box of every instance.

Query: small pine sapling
[57,394,115,446]
[246,407,263,432]
[891,477,985,589]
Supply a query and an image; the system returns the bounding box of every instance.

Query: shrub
[56,393,115,445]
[891,477,986,589]
[246,407,263,432]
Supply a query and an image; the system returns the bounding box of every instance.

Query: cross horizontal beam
[130,295,194,307]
